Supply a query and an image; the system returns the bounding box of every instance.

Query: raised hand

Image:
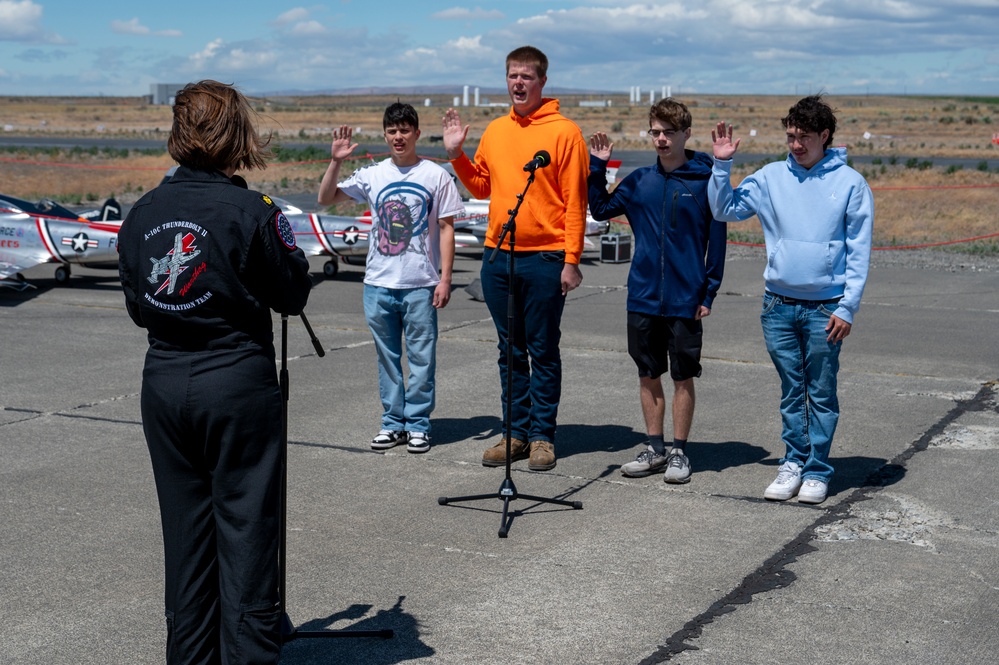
[331,125,358,162]
[442,108,470,160]
[589,132,614,161]
[711,121,741,160]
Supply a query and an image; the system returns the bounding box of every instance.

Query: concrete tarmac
[2,247,997,664]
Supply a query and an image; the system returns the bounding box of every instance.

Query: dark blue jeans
[481,250,567,444]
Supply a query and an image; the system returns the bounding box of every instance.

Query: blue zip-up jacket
[708,148,874,324]
[588,150,726,319]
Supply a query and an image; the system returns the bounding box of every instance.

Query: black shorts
[627,311,703,381]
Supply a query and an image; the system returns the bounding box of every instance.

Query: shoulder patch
[275,211,297,249]
[262,195,274,206]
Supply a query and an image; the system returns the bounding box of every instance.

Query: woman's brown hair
[167,80,271,172]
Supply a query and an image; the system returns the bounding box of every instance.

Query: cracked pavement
[2,248,997,664]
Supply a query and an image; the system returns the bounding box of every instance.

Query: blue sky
[1,1,997,97]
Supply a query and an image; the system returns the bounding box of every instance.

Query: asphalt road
[2,245,997,664]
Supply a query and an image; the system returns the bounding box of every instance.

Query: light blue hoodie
[708,148,874,324]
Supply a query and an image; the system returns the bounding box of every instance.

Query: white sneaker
[764,461,802,501]
[406,432,430,454]
[798,479,828,504]
[371,430,407,450]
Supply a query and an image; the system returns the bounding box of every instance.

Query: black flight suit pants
[141,346,283,665]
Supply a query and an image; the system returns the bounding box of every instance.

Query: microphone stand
[279,312,394,641]
[437,165,583,538]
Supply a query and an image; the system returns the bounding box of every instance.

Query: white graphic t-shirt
[338,158,464,289]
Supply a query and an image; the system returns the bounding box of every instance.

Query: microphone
[523,150,551,172]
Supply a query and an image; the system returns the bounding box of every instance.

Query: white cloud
[184,38,277,75]
[485,0,997,92]
[111,18,182,38]
[449,35,484,51]
[273,8,310,26]
[433,7,505,20]
[0,0,65,43]
[289,20,329,37]
[752,47,816,61]
[3,0,997,96]
[224,48,277,70]
[111,18,149,35]
[189,38,225,70]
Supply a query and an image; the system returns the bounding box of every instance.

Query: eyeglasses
[648,128,682,139]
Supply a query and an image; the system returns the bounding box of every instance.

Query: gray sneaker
[620,446,668,477]
[663,451,691,484]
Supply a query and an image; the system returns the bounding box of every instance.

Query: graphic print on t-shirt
[373,182,433,257]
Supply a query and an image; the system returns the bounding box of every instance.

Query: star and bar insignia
[62,232,98,253]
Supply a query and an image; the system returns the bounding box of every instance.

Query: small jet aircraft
[0,194,122,289]
[456,199,610,251]
[286,201,609,279]
[282,209,373,278]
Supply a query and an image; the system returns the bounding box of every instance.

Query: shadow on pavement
[280,596,433,665]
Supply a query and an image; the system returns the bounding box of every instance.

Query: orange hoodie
[451,98,588,264]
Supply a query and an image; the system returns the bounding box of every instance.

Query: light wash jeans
[761,292,842,484]
[363,284,438,434]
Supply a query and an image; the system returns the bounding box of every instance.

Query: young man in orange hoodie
[442,45,588,471]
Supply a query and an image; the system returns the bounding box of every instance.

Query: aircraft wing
[0,214,53,280]
[0,252,53,280]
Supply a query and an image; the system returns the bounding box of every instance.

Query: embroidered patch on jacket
[262,195,274,206]
[140,220,212,312]
[275,211,297,249]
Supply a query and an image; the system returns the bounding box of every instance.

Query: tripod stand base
[281,612,394,641]
[439,478,583,538]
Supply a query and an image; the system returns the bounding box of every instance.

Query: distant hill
[254,85,617,97]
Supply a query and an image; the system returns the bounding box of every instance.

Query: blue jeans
[481,250,566,444]
[761,292,842,484]
[363,284,438,434]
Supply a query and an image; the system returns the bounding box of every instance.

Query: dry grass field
[1,93,997,251]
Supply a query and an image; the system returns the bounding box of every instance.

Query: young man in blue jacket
[709,95,874,504]
[589,98,726,483]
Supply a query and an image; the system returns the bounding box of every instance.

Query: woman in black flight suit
[118,80,313,665]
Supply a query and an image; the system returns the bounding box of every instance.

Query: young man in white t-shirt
[318,103,464,453]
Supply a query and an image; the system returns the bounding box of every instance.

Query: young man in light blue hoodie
[708,95,874,504]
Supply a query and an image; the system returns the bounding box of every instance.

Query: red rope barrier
[2,153,994,251]
[1,152,994,187]
[610,218,998,251]
[723,233,999,251]
[872,183,999,191]
[0,156,168,170]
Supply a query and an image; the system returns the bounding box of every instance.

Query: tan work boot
[482,437,528,467]
[528,440,556,471]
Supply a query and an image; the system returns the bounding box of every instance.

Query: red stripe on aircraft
[309,214,336,254]
[34,218,63,262]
